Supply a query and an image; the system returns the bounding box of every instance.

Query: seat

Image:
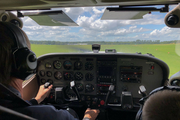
[0,82,30,108]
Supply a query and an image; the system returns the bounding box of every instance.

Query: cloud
[21,6,179,42]
[133,26,180,41]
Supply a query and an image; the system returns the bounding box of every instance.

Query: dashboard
[37,53,169,111]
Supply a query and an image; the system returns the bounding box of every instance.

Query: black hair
[0,23,14,85]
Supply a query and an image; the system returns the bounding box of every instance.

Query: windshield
[21,6,180,78]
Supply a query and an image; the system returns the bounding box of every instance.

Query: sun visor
[23,10,78,26]
[101,8,149,20]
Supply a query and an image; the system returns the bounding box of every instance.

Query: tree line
[30,40,179,45]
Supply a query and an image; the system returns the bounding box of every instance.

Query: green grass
[31,44,180,77]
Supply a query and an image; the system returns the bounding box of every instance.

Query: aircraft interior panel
[37,53,169,111]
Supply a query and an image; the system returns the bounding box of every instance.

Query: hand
[83,108,100,120]
[35,84,53,104]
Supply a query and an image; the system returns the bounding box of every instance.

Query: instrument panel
[37,53,169,110]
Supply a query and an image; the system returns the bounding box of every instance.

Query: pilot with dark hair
[0,22,100,120]
[142,90,180,120]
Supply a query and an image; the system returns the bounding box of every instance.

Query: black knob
[29,54,37,62]
[166,14,179,25]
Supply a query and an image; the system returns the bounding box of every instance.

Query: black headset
[0,22,37,80]
[135,85,180,120]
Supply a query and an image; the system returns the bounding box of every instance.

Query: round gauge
[41,79,46,84]
[64,72,73,80]
[46,71,52,77]
[74,72,83,80]
[74,61,83,70]
[39,70,45,77]
[85,62,94,70]
[63,61,72,70]
[54,71,62,80]
[54,60,62,69]
[85,73,94,81]
[85,84,94,92]
[76,83,84,91]
[47,79,53,84]
[45,62,52,68]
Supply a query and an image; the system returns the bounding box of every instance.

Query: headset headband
[0,22,28,51]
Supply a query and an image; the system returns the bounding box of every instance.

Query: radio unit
[120,66,142,83]
[96,60,117,95]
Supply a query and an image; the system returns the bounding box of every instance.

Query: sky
[21,5,180,42]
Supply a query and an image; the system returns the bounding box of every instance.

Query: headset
[0,22,37,80]
[135,85,180,120]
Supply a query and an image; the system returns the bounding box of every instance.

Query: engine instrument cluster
[37,53,169,110]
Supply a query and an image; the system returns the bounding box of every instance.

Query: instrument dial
[46,71,52,77]
[41,79,46,84]
[74,72,83,80]
[85,84,94,92]
[54,60,62,69]
[85,73,94,81]
[63,61,72,70]
[54,71,62,80]
[74,61,83,70]
[39,70,45,77]
[85,62,94,70]
[76,83,84,91]
[47,79,53,84]
[45,62,52,68]
[64,72,73,80]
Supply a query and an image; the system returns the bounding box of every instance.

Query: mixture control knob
[100,100,105,106]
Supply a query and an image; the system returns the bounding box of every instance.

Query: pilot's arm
[34,84,53,104]
[32,84,100,120]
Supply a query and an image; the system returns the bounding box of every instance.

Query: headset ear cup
[12,48,37,79]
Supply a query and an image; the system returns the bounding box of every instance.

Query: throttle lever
[70,81,81,101]
[104,85,115,106]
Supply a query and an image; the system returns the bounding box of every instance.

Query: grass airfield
[31,44,180,77]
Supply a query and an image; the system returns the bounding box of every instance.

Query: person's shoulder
[21,105,78,120]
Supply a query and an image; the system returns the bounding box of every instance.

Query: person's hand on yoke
[35,84,53,104]
[83,108,100,120]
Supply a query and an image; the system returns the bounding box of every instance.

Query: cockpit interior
[1,0,180,120]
